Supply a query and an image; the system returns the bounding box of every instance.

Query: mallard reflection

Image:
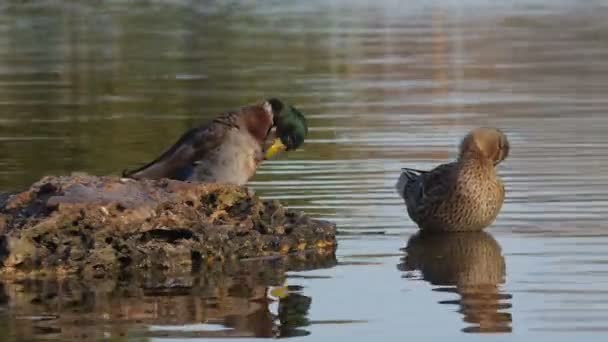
[0,252,334,340]
[222,283,312,338]
[398,232,512,333]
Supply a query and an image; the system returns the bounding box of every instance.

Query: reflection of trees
[0,251,335,341]
[398,232,512,333]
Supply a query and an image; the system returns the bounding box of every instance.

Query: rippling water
[1,0,608,340]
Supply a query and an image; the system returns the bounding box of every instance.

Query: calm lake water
[1,0,608,341]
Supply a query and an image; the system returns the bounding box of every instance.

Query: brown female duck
[396,127,510,232]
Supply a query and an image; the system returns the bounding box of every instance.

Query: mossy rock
[0,175,336,278]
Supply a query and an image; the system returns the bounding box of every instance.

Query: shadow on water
[398,232,512,333]
[0,252,337,341]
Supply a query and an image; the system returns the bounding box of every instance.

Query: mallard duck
[122,98,308,185]
[395,127,509,232]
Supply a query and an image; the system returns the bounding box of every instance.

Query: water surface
[1,0,608,340]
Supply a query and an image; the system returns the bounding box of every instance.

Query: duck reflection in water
[0,253,335,341]
[398,232,512,333]
[220,283,312,338]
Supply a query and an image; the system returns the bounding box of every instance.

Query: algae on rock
[0,175,336,278]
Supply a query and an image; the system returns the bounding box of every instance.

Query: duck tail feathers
[395,168,425,199]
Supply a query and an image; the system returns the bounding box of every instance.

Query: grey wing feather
[399,163,456,214]
[123,122,229,180]
[395,168,424,199]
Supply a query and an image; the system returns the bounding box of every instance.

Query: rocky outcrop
[0,175,336,278]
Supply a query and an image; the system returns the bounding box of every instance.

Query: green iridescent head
[267,98,308,151]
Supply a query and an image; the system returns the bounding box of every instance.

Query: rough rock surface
[0,175,336,278]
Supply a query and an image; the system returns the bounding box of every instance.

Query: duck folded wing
[405,162,457,213]
[123,122,228,181]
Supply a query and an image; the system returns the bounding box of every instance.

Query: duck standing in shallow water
[122,98,307,185]
[395,127,510,233]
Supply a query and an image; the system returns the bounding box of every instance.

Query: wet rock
[0,175,336,278]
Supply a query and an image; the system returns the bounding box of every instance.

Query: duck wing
[399,162,457,215]
[122,120,232,181]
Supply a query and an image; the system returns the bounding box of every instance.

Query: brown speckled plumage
[396,127,510,232]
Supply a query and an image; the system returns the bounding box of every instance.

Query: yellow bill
[269,285,289,300]
[265,138,287,159]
